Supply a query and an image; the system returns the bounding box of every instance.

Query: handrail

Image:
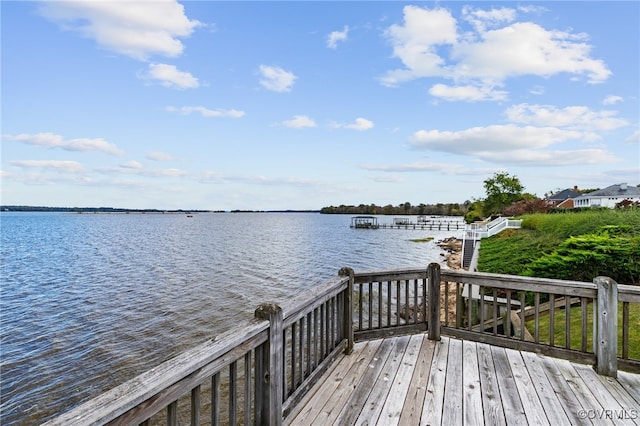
[42,265,638,425]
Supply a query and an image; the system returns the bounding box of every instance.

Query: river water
[0,212,463,424]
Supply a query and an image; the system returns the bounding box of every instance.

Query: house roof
[548,188,581,201]
[575,183,640,198]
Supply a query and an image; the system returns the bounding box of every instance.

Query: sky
[1,1,639,211]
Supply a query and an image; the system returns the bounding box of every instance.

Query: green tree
[483,172,524,215]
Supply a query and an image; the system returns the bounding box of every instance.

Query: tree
[483,172,525,215]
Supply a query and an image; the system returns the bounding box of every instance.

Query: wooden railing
[353,264,640,374]
[43,273,353,426]
[43,265,638,425]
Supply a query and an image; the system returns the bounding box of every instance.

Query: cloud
[37,0,201,60]
[165,105,245,118]
[381,5,611,101]
[327,26,349,49]
[603,95,623,105]
[429,84,507,102]
[120,160,143,169]
[333,117,375,131]
[259,65,297,92]
[362,162,463,174]
[2,132,124,156]
[505,104,628,131]
[627,130,640,144]
[142,63,199,89]
[10,160,85,173]
[409,124,619,166]
[282,115,316,129]
[146,151,176,161]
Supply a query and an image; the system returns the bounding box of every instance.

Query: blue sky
[2,1,639,210]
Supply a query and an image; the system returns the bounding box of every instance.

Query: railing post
[593,276,617,377]
[428,263,441,341]
[255,303,284,426]
[339,267,354,355]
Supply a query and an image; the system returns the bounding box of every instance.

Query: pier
[44,265,640,425]
[351,215,467,231]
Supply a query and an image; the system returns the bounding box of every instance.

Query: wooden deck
[286,334,640,425]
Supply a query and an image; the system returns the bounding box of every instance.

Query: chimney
[621,183,628,191]
[573,185,578,192]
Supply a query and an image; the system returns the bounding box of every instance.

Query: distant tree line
[1,205,211,213]
[320,202,468,216]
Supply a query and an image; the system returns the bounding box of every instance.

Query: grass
[525,302,640,359]
[409,237,434,243]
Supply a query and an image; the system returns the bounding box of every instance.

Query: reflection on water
[0,212,462,424]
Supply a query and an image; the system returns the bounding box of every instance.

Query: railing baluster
[291,322,297,392]
[467,283,473,331]
[378,281,383,329]
[306,312,312,375]
[479,285,485,334]
[368,282,373,330]
[191,385,201,426]
[211,372,220,426]
[358,283,363,331]
[520,291,525,341]
[581,297,588,352]
[387,281,392,327]
[549,295,555,347]
[492,288,497,336]
[534,292,540,343]
[506,290,512,338]
[565,295,571,349]
[229,361,237,425]
[244,352,251,426]
[623,301,630,360]
[396,281,401,325]
[167,401,177,426]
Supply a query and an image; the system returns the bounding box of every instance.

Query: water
[0,212,462,424]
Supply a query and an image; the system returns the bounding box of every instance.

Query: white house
[573,183,640,208]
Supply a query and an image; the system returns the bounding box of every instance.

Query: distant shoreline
[0,206,321,214]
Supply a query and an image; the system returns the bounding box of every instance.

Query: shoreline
[438,237,463,270]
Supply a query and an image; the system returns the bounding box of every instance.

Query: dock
[43,265,640,426]
[287,334,640,425]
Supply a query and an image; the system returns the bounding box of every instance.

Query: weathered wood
[339,267,355,355]
[442,338,463,425]
[504,347,549,425]
[476,343,506,426]
[428,263,441,341]
[255,302,284,426]
[594,276,618,377]
[490,346,527,425]
[420,338,449,426]
[354,335,411,425]
[462,340,483,426]
[538,356,591,426]
[398,336,435,426]
[518,351,571,425]
[44,320,268,426]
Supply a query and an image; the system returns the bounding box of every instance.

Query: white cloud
[603,95,623,105]
[429,84,507,102]
[10,160,85,173]
[120,160,143,169]
[409,124,620,166]
[626,130,640,144]
[2,132,124,156]
[165,105,245,118]
[282,115,316,129]
[259,65,297,92]
[505,104,628,131]
[38,0,201,60]
[146,152,176,161]
[327,26,349,49]
[333,117,375,131]
[142,63,199,89]
[381,5,611,101]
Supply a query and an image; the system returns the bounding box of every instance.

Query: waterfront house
[546,186,581,209]
[573,182,640,208]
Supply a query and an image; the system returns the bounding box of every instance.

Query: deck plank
[378,334,425,425]
[519,350,572,425]
[476,342,506,426]
[285,334,640,426]
[398,335,435,426]
[554,358,616,425]
[419,338,450,426]
[573,364,640,426]
[354,335,411,425]
[333,338,396,426]
[442,338,464,425]
[505,347,550,425]
[490,345,528,425]
[462,340,484,426]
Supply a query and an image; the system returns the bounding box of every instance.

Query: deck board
[287,334,640,426]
